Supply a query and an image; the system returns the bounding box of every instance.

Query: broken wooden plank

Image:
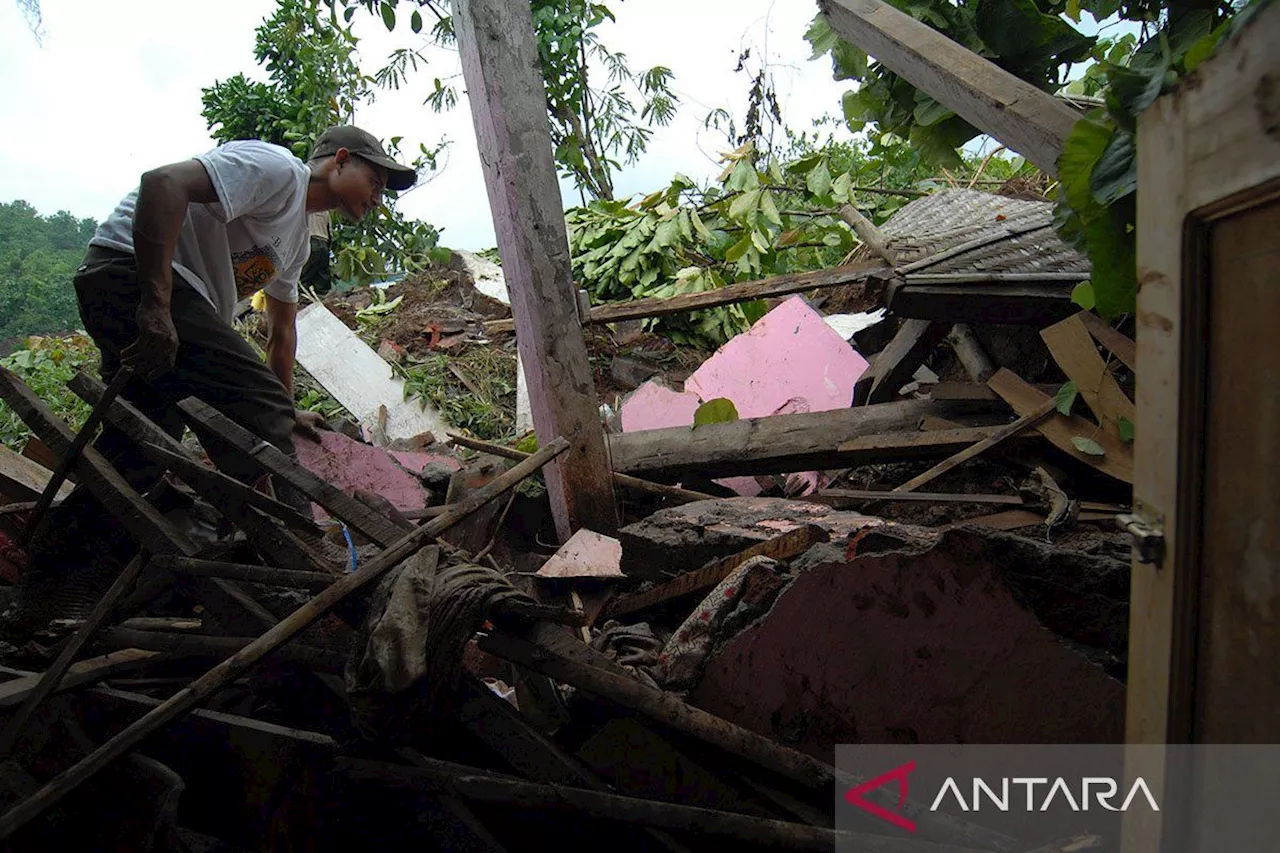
[0,437,570,842]
[0,649,158,709]
[140,441,322,537]
[1075,311,1136,371]
[892,398,1057,493]
[886,282,1078,326]
[454,0,617,540]
[435,687,695,852]
[607,398,1006,480]
[153,555,337,591]
[1040,313,1135,439]
[93,628,346,673]
[0,369,198,557]
[339,756,886,853]
[0,445,72,504]
[483,263,890,334]
[920,414,967,431]
[21,367,132,547]
[173,396,406,548]
[987,368,1133,483]
[818,0,1080,174]
[606,525,828,620]
[852,319,950,405]
[808,489,1025,507]
[946,324,995,383]
[949,509,1045,531]
[836,424,1038,461]
[448,432,716,504]
[0,552,150,758]
[477,628,1007,850]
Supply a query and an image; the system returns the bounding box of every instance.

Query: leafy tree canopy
[0,200,96,346]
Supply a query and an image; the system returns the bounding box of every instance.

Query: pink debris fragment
[536,528,625,579]
[294,430,454,521]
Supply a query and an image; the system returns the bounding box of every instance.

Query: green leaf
[831,171,852,203]
[913,96,952,127]
[726,160,759,193]
[380,2,396,31]
[724,234,753,263]
[729,189,760,220]
[693,397,739,428]
[1071,436,1106,457]
[1090,129,1136,206]
[515,433,539,454]
[1071,282,1097,310]
[806,161,832,198]
[654,218,680,247]
[1118,416,1135,443]
[1057,119,1112,211]
[411,9,422,33]
[1182,30,1220,72]
[759,190,783,226]
[1056,381,1079,416]
[1083,200,1136,319]
[690,209,711,240]
[804,13,838,58]
[1065,0,1082,23]
[1107,61,1167,131]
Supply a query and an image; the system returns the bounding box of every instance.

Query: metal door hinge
[1117,499,1166,567]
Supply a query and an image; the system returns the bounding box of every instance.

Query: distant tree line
[0,200,96,349]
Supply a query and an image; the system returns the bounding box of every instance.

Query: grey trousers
[72,244,301,500]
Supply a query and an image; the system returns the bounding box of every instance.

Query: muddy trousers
[6,246,304,633]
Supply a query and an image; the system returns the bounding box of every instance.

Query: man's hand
[121,302,179,379]
[294,409,327,443]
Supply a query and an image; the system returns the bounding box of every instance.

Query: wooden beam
[987,368,1133,482]
[1075,311,1136,371]
[891,398,1057,493]
[886,282,1078,325]
[852,319,950,405]
[1041,313,1135,440]
[153,555,337,591]
[605,525,828,620]
[0,369,197,556]
[0,649,158,709]
[454,0,616,541]
[807,489,1025,507]
[483,263,890,334]
[447,433,716,505]
[0,445,72,503]
[605,398,1009,480]
[0,437,569,842]
[168,395,406,548]
[818,0,1080,174]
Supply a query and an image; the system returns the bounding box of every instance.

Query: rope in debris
[345,547,540,740]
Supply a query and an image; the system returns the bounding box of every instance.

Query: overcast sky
[0,0,860,250]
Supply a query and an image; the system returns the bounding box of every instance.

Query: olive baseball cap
[310,126,417,191]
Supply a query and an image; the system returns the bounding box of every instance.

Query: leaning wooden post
[453,0,619,540]
[818,0,1081,175]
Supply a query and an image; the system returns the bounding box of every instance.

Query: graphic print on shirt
[231,243,283,297]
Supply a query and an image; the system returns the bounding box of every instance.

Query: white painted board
[294,302,448,442]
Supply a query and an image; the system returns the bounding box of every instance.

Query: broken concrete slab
[294,430,448,522]
[294,303,449,442]
[536,529,624,579]
[617,497,883,582]
[685,525,1127,753]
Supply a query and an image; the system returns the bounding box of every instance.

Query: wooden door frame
[1124,5,1280,851]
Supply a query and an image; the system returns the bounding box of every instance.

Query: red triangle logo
[843,760,917,833]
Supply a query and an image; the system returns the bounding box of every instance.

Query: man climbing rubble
[4,126,417,635]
